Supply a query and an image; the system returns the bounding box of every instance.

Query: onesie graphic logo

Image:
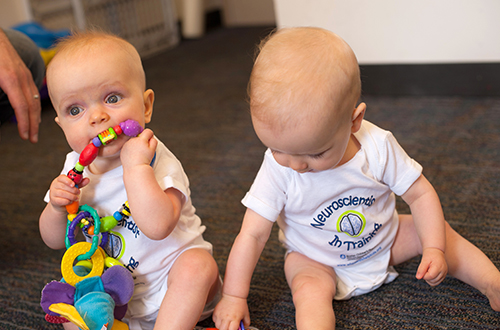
[310,195,375,230]
[125,256,139,273]
[103,231,125,260]
[337,211,366,237]
[102,231,139,274]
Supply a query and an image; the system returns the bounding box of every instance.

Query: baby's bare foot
[485,281,500,312]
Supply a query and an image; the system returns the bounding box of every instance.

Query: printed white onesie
[45,137,213,328]
[242,120,423,299]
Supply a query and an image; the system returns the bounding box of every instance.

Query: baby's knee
[168,249,219,285]
[177,249,218,283]
[290,272,336,302]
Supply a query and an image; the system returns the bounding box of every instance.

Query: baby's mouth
[89,119,144,147]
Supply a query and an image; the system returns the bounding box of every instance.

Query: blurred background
[2,0,499,96]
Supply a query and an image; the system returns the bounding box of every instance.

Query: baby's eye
[106,94,122,104]
[69,106,83,116]
[310,152,325,159]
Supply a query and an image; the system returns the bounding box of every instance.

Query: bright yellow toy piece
[105,256,125,268]
[75,259,94,270]
[111,319,129,330]
[40,48,57,66]
[49,303,90,330]
[61,242,105,286]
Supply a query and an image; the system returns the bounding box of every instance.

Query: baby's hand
[120,128,157,169]
[49,174,89,210]
[416,247,448,286]
[213,294,250,330]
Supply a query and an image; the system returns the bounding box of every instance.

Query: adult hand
[0,29,41,143]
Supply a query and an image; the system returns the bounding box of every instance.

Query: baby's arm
[39,174,89,249]
[121,128,183,240]
[401,174,448,286]
[213,208,274,330]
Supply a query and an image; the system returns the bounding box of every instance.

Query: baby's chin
[88,150,123,174]
[98,143,124,159]
[294,169,314,174]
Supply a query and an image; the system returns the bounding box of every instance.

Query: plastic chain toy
[41,120,143,330]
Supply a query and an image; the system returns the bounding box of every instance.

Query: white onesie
[242,120,422,299]
[45,137,213,327]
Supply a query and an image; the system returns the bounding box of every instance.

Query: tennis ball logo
[337,211,366,237]
[103,231,124,260]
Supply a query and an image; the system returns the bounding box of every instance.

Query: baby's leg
[284,252,337,330]
[391,215,500,311]
[443,222,500,311]
[155,248,220,330]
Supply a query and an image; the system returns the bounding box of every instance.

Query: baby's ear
[143,89,155,123]
[351,102,366,133]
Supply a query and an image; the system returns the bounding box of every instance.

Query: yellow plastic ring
[61,242,105,286]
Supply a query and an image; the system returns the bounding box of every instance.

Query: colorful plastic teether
[61,242,105,286]
[42,119,146,330]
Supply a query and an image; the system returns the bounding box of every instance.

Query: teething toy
[41,120,143,330]
[65,119,143,215]
[61,243,105,286]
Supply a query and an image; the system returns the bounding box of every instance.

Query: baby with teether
[39,31,221,330]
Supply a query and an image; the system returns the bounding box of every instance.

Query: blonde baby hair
[249,27,361,132]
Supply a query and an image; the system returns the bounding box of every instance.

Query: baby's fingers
[139,128,154,140]
[78,177,90,189]
[50,192,79,208]
[138,128,157,151]
[216,319,239,330]
[49,175,81,206]
[423,264,447,286]
[242,315,251,330]
[416,259,430,280]
[416,250,448,287]
[52,175,79,193]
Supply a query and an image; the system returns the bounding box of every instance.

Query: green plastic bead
[75,162,84,172]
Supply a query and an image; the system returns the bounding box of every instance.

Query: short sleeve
[241,149,290,222]
[380,132,423,196]
[152,139,191,204]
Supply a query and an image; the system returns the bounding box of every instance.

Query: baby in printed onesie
[213,27,500,330]
[39,31,221,330]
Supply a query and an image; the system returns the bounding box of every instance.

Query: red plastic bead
[79,143,99,166]
[67,169,83,185]
[114,125,123,135]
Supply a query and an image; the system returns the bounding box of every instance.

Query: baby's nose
[290,159,308,172]
[89,106,110,125]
